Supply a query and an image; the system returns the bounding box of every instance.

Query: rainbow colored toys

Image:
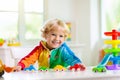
[92,29,120,72]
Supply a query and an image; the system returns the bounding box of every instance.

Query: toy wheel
[94,70,98,72]
[92,68,98,72]
[101,69,106,72]
[45,70,47,71]
[77,68,81,71]
[55,69,59,71]
[40,70,43,71]
[61,69,64,71]
[71,68,75,71]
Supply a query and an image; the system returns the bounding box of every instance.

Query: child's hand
[13,66,22,72]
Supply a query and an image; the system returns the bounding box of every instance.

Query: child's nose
[55,36,59,40]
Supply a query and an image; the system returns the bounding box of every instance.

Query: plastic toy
[0,59,16,77]
[69,64,85,71]
[7,42,21,46]
[23,65,36,71]
[0,59,4,77]
[0,59,16,76]
[92,29,120,72]
[38,66,49,71]
[0,38,4,46]
[53,65,67,71]
[92,66,106,72]
[4,65,15,73]
[104,29,120,40]
[7,38,21,46]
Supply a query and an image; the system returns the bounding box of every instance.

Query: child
[14,18,85,71]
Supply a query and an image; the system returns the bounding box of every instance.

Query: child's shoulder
[58,42,70,50]
[61,42,69,47]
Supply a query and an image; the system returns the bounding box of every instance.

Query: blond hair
[41,18,70,39]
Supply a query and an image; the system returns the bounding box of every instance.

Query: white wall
[45,0,103,66]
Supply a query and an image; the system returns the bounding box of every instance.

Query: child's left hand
[69,64,86,71]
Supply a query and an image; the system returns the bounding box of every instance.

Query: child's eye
[60,35,64,37]
[51,34,56,36]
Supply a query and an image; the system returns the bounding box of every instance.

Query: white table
[2,67,120,80]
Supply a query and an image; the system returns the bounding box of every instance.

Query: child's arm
[62,43,86,70]
[62,43,82,65]
[15,46,41,70]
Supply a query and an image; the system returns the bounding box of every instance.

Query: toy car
[53,65,66,71]
[38,66,49,71]
[23,65,36,71]
[92,66,106,72]
[69,64,85,71]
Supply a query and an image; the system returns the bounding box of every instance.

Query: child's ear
[44,34,48,39]
[44,35,50,41]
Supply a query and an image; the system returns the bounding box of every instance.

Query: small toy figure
[69,64,85,71]
[92,66,106,72]
[38,66,49,71]
[23,65,36,71]
[93,29,120,72]
[53,65,67,71]
[0,59,4,77]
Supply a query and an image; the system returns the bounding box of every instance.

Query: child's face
[45,26,66,50]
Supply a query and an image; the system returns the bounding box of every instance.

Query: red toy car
[69,64,85,71]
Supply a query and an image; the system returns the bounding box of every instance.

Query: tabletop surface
[1,67,120,80]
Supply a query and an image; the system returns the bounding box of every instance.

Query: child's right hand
[13,66,22,72]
